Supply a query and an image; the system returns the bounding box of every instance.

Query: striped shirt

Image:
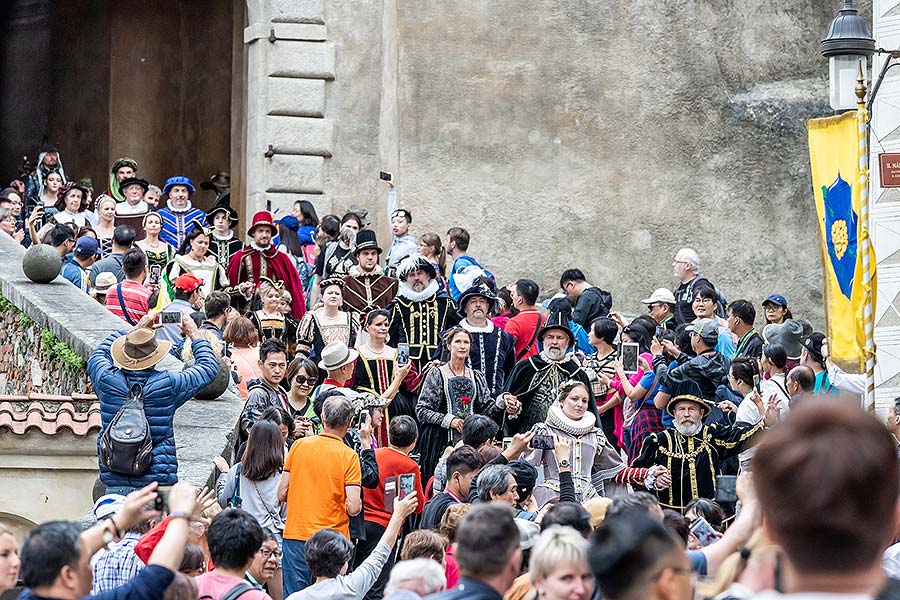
[106,280,152,324]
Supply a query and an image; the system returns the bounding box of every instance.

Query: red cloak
[227,245,307,319]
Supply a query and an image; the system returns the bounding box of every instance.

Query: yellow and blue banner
[807,109,874,373]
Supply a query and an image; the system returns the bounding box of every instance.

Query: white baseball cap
[640,288,676,305]
[93,494,126,520]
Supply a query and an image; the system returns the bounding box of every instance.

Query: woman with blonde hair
[528,526,593,600]
[0,524,20,594]
[93,195,117,256]
[250,279,299,356]
[136,212,175,289]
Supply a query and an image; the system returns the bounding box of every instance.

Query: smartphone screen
[397,343,410,366]
[689,516,719,547]
[357,409,370,428]
[753,374,761,393]
[621,342,639,374]
[379,171,393,182]
[398,473,415,499]
[530,434,555,450]
[502,437,513,450]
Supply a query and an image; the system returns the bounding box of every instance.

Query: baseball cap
[686,318,720,344]
[515,518,542,550]
[762,293,788,308]
[92,494,126,520]
[641,288,676,305]
[174,273,203,293]
[802,331,826,359]
[74,236,101,257]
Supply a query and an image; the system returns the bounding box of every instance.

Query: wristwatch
[558,458,571,469]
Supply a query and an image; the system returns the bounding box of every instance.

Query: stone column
[243,0,336,218]
[871,0,900,412]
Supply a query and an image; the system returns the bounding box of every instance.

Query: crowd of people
[1,147,899,600]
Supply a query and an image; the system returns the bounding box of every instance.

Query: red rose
[461,395,471,406]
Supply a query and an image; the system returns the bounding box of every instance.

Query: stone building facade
[1,1,859,320]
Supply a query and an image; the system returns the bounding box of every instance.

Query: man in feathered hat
[502,309,595,435]
[437,280,515,397]
[387,254,459,373]
[157,176,205,248]
[227,209,306,319]
[342,229,398,314]
[632,384,766,511]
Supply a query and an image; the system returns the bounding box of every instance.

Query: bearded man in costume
[227,210,306,319]
[387,254,459,373]
[502,311,596,435]
[342,229,398,314]
[437,281,515,398]
[632,386,766,511]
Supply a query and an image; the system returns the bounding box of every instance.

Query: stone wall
[0,233,244,533]
[242,0,875,325]
[0,291,91,396]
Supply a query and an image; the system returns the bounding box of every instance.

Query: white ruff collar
[398,279,439,302]
[461,319,494,333]
[250,241,272,252]
[546,403,597,436]
[213,231,234,241]
[166,200,193,213]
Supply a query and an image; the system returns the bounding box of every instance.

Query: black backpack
[99,382,153,476]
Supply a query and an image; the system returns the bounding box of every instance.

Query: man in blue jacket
[90,311,219,494]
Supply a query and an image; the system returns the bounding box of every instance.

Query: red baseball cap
[174,273,203,293]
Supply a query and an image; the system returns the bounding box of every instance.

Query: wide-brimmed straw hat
[111,328,171,371]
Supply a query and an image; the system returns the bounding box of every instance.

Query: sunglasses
[294,376,316,386]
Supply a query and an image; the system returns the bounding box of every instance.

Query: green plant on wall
[40,329,85,372]
[0,289,86,373]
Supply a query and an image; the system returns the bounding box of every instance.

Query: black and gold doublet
[632,420,765,511]
[387,288,459,372]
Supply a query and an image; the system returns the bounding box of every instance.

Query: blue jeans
[282,538,312,595]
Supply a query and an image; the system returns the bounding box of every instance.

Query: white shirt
[116,201,149,216]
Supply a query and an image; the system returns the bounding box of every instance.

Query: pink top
[195,571,272,600]
[231,345,261,399]
[445,544,460,589]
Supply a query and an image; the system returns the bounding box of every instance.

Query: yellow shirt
[283,433,362,540]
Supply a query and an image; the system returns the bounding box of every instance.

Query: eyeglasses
[647,304,660,311]
[294,376,316,386]
[692,297,714,304]
[259,548,282,559]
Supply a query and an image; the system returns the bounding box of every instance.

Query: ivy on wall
[0,289,85,372]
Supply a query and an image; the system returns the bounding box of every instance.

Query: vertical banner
[807,110,875,373]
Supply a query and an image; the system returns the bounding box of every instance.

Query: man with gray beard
[632,387,765,512]
[502,311,595,435]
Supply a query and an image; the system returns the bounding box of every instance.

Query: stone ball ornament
[22,244,62,283]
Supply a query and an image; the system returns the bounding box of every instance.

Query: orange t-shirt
[283,433,362,540]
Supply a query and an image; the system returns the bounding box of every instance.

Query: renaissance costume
[164,254,230,299]
[526,403,649,507]
[632,393,765,511]
[157,177,205,249]
[205,199,242,269]
[387,256,460,373]
[342,266,399,314]
[249,309,300,356]
[415,366,505,481]
[352,344,423,447]
[296,309,359,360]
[436,283,516,398]
[226,211,307,319]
